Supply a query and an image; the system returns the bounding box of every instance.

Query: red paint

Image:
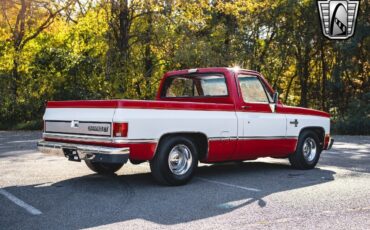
[202,138,297,163]
[44,137,156,160]
[205,139,236,162]
[47,99,235,111]
[159,96,232,104]
[128,143,157,161]
[47,100,120,108]
[233,138,297,160]
[277,105,330,118]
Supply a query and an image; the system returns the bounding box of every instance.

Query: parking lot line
[0,188,42,215]
[196,177,261,192]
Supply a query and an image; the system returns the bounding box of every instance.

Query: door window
[238,75,272,103]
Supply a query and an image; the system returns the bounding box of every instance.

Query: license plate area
[63,147,81,162]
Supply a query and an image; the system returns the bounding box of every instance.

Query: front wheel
[150,136,198,186]
[289,130,322,169]
[85,160,124,174]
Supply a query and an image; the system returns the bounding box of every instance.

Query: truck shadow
[3,162,335,229]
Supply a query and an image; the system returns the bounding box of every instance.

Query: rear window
[162,74,228,98]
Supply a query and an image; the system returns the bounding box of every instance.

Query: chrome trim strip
[43,133,112,142]
[114,139,158,143]
[43,133,158,144]
[37,141,130,159]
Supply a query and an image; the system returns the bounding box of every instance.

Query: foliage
[0,0,369,134]
[332,93,370,135]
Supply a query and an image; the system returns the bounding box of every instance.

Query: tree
[1,0,75,114]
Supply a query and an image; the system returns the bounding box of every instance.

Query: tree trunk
[299,45,310,107]
[117,0,130,62]
[320,41,327,111]
[143,6,153,98]
[284,73,297,103]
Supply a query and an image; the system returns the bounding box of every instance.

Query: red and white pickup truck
[38,67,334,185]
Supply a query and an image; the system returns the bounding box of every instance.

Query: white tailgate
[43,108,116,136]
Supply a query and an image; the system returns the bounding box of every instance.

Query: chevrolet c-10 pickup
[37,67,334,185]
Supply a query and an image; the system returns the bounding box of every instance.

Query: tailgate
[43,102,117,137]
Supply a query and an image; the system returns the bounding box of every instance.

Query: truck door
[234,74,293,159]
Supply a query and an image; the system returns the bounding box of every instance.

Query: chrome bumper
[37,141,129,163]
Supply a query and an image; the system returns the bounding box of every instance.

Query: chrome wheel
[302,137,317,162]
[168,144,193,176]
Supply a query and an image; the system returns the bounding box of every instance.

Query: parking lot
[0,131,369,229]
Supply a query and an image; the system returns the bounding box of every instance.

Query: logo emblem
[71,120,79,128]
[317,0,359,39]
[88,126,109,133]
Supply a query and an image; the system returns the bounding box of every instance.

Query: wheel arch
[156,132,209,161]
[298,126,325,150]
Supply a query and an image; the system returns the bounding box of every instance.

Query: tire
[85,160,124,174]
[129,159,146,165]
[289,130,322,169]
[150,136,198,186]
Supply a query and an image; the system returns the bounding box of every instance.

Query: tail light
[113,122,128,137]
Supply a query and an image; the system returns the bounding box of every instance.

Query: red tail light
[113,123,128,137]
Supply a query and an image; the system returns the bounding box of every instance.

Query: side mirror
[272,91,279,104]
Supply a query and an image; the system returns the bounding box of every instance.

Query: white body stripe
[43,108,330,140]
[286,114,330,136]
[44,108,116,122]
[113,108,238,139]
[236,112,287,137]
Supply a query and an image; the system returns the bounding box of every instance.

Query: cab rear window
[162,74,228,98]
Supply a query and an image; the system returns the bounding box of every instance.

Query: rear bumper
[37,140,130,164]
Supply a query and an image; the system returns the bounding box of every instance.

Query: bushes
[332,93,370,135]
[0,120,42,131]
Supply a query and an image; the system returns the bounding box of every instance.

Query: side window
[238,75,271,103]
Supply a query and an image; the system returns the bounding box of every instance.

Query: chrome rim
[168,144,193,175]
[303,137,317,162]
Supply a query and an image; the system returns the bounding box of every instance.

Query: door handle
[241,105,251,110]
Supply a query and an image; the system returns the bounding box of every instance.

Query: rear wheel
[150,136,198,186]
[289,130,322,169]
[85,160,124,174]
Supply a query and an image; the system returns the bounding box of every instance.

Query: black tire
[85,160,124,174]
[150,136,198,186]
[129,159,146,165]
[289,130,322,169]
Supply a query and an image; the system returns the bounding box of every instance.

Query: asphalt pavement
[0,131,369,229]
